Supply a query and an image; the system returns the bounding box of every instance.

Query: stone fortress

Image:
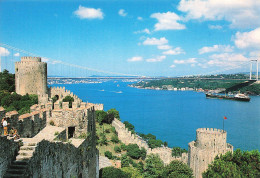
[112,118,233,178]
[0,57,102,178]
[0,56,234,178]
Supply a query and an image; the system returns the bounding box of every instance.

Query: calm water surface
[50,80,260,151]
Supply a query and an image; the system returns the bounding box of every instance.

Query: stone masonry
[15,57,47,96]
[188,128,233,178]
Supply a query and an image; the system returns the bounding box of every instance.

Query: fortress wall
[50,87,82,104]
[15,60,47,96]
[24,140,89,178]
[2,109,47,138]
[0,136,19,177]
[188,128,233,178]
[112,118,189,164]
[86,103,104,111]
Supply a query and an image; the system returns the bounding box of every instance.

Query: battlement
[21,56,41,62]
[196,128,225,134]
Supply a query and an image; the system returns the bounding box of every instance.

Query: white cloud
[157,45,172,50]
[207,53,248,67]
[163,47,185,55]
[134,28,151,34]
[199,45,233,54]
[174,58,197,64]
[178,0,260,28]
[14,53,20,57]
[234,27,260,49]
[170,64,176,68]
[208,25,223,30]
[151,11,186,31]
[118,9,127,17]
[146,56,166,62]
[0,47,10,56]
[127,56,143,62]
[74,6,104,19]
[137,17,143,21]
[143,37,168,46]
[42,58,49,62]
[249,51,260,58]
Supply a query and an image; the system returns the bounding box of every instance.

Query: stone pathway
[3,126,65,178]
[99,156,112,170]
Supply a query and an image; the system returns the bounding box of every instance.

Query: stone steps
[3,161,28,178]
[3,141,36,178]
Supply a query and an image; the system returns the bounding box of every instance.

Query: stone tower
[188,128,233,178]
[15,57,47,96]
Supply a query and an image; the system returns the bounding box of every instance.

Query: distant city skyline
[0,0,260,77]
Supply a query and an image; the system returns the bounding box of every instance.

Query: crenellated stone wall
[112,118,187,165]
[188,128,233,178]
[1,109,47,138]
[0,136,19,177]
[49,86,82,104]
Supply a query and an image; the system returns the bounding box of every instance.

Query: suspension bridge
[0,43,259,81]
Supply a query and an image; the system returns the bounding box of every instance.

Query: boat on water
[205,93,250,102]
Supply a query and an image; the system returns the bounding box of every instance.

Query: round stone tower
[188,128,233,178]
[15,57,47,96]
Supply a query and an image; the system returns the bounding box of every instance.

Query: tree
[164,160,193,178]
[140,147,147,160]
[0,70,15,92]
[124,121,135,132]
[144,154,165,178]
[126,144,142,159]
[104,151,113,159]
[96,110,107,125]
[114,146,121,153]
[203,149,260,178]
[62,95,74,108]
[148,139,163,149]
[99,167,130,178]
[107,108,120,120]
[121,154,130,168]
[111,135,119,143]
[99,134,108,146]
[121,167,142,178]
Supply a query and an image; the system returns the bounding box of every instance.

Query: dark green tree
[114,146,121,153]
[96,110,107,125]
[124,121,135,132]
[111,135,119,143]
[0,70,15,92]
[99,167,130,178]
[62,95,74,108]
[121,154,130,168]
[164,160,193,178]
[104,151,113,159]
[107,108,120,120]
[144,154,165,178]
[126,144,142,159]
[203,149,260,178]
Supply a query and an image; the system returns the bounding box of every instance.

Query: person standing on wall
[2,117,9,136]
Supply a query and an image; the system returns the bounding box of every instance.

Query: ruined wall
[86,103,104,111]
[188,128,233,178]
[112,119,149,149]
[24,106,98,178]
[0,136,19,177]
[15,57,47,96]
[2,108,47,138]
[49,87,82,104]
[112,118,187,165]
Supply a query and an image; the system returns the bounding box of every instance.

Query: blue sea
[50,80,260,151]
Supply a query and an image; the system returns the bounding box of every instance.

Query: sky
[0,0,260,77]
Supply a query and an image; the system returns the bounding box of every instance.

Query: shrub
[114,146,121,153]
[121,144,127,151]
[111,135,119,143]
[126,144,141,159]
[99,167,129,178]
[121,154,130,168]
[104,151,113,159]
[49,120,55,126]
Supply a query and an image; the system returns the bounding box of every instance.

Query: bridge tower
[250,59,258,81]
